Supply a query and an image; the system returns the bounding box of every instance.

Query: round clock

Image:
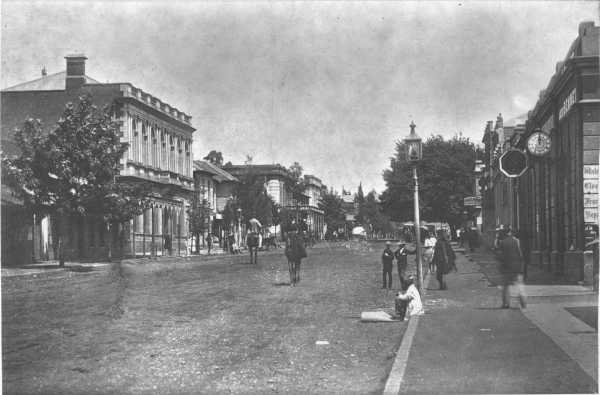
[527,131,551,156]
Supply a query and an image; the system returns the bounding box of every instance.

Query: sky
[2,1,598,194]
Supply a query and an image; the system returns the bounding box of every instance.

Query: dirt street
[3,243,410,394]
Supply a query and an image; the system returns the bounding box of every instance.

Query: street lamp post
[404,121,424,295]
[237,208,242,249]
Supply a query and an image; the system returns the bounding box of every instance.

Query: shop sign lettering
[559,88,577,120]
[583,165,599,179]
[584,207,598,223]
[584,194,599,208]
[583,179,599,194]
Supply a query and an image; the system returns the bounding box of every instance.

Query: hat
[386,241,391,246]
[397,241,405,246]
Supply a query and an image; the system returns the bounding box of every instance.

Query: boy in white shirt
[395,275,424,320]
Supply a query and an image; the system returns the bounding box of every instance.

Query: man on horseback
[285,224,307,286]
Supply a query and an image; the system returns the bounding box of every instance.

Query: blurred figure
[431,229,456,290]
[498,227,527,309]
[394,242,415,291]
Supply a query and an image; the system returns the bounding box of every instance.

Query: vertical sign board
[583,164,599,249]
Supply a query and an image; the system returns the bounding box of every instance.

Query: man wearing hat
[394,241,414,291]
[381,241,395,289]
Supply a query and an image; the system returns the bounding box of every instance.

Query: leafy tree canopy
[2,95,149,263]
[380,134,482,228]
[203,150,224,167]
[319,188,345,237]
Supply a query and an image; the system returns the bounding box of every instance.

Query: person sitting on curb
[395,275,424,320]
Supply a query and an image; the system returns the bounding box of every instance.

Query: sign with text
[463,196,482,207]
[584,165,599,179]
[584,194,599,208]
[583,179,599,194]
[584,207,598,223]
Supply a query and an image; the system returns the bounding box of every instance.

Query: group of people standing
[382,229,457,291]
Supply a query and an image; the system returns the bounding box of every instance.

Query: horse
[246,232,260,264]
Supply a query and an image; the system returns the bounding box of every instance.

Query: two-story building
[1,54,195,263]
[515,22,599,282]
[192,160,238,249]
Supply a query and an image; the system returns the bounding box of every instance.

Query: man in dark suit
[382,241,394,290]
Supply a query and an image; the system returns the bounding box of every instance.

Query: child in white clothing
[396,275,424,320]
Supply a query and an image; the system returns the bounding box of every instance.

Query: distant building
[192,160,238,247]
[1,54,195,264]
[222,164,326,238]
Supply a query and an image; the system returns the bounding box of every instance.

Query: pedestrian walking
[395,275,424,320]
[395,242,416,290]
[423,233,437,275]
[381,241,394,290]
[431,229,455,290]
[285,226,307,287]
[497,227,527,309]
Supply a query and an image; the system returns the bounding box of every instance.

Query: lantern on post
[404,121,424,294]
[405,121,423,162]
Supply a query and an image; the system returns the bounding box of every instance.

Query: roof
[193,160,238,183]
[2,71,100,91]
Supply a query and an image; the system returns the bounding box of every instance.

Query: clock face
[527,132,551,156]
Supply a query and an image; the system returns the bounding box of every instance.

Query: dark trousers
[397,264,407,290]
[436,268,446,290]
[383,264,393,289]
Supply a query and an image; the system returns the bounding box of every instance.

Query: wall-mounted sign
[584,165,599,179]
[584,207,598,223]
[585,223,598,250]
[463,196,482,207]
[583,179,599,194]
[584,194,599,208]
[559,88,577,120]
[541,116,554,134]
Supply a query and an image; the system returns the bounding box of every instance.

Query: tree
[234,166,275,229]
[2,95,149,266]
[363,190,392,237]
[380,134,481,234]
[319,188,345,239]
[355,182,365,225]
[203,150,223,167]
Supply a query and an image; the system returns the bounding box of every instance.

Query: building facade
[222,164,325,238]
[192,160,238,250]
[1,54,195,263]
[515,22,599,282]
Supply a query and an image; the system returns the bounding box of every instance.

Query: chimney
[65,54,87,90]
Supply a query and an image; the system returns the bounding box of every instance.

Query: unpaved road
[3,243,411,394]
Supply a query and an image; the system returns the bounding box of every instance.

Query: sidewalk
[388,246,598,394]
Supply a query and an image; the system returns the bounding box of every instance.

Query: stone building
[515,22,599,282]
[1,54,195,263]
